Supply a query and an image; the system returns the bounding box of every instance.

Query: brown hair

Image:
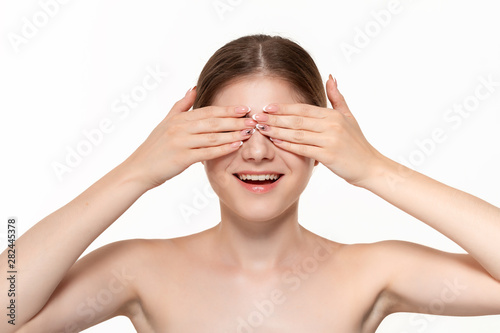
[193,34,326,109]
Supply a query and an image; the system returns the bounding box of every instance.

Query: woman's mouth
[233,173,283,184]
[232,173,284,194]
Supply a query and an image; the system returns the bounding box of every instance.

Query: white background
[1,0,500,332]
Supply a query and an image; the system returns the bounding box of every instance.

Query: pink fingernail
[256,124,269,131]
[269,137,282,144]
[235,106,251,114]
[244,119,257,127]
[253,113,268,122]
[263,104,278,113]
[241,128,255,136]
[231,141,243,148]
[185,85,196,96]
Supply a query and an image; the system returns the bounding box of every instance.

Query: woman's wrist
[113,160,154,195]
[352,152,406,193]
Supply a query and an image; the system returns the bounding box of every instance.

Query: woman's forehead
[211,76,300,109]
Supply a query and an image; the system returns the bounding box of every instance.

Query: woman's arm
[0,88,255,332]
[0,164,148,332]
[254,76,500,281]
[18,239,150,333]
[251,76,500,320]
[359,155,500,280]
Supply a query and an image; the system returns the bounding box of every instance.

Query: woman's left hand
[254,76,385,186]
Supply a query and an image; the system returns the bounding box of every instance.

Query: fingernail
[185,85,196,96]
[235,106,251,114]
[256,124,269,131]
[231,141,243,148]
[244,119,257,126]
[270,137,283,144]
[329,74,333,82]
[263,104,278,113]
[252,113,268,122]
[241,128,255,136]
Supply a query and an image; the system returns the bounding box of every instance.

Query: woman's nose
[240,125,275,162]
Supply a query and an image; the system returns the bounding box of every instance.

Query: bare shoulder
[323,240,426,330]
[92,238,166,266]
[336,240,478,315]
[149,229,213,258]
[331,239,460,290]
[109,232,207,259]
[119,230,216,281]
[293,235,413,331]
[16,239,170,333]
[343,239,473,272]
[334,239,460,265]
[74,238,167,293]
[100,230,216,278]
[76,238,182,297]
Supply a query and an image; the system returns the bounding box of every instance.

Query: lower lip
[234,175,284,194]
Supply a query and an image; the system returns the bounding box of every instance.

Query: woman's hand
[253,76,385,186]
[122,87,257,190]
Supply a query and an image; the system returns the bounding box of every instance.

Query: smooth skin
[2,75,500,333]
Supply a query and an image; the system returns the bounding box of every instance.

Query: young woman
[2,35,500,333]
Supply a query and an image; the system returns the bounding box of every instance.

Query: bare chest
[129,261,380,333]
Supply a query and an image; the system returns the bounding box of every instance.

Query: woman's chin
[232,203,290,223]
[219,194,298,224]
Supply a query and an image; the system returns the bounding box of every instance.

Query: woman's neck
[212,200,308,271]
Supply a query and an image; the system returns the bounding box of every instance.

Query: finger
[326,75,351,116]
[182,104,254,134]
[253,112,325,133]
[185,104,251,122]
[263,103,327,119]
[168,86,197,117]
[187,115,256,135]
[256,124,324,148]
[192,139,246,162]
[187,128,254,148]
[268,137,324,162]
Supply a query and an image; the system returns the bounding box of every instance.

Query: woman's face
[203,75,319,222]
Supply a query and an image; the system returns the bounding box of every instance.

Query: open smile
[232,173,284,194]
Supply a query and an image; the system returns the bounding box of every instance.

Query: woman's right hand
[122,87,257,190]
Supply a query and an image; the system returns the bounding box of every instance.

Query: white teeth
[237,174,280,181]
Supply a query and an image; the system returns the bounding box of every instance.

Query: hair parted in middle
[193,34,327,110]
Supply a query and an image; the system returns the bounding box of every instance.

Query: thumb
[168,86,197,116]
[326,75,351,116]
